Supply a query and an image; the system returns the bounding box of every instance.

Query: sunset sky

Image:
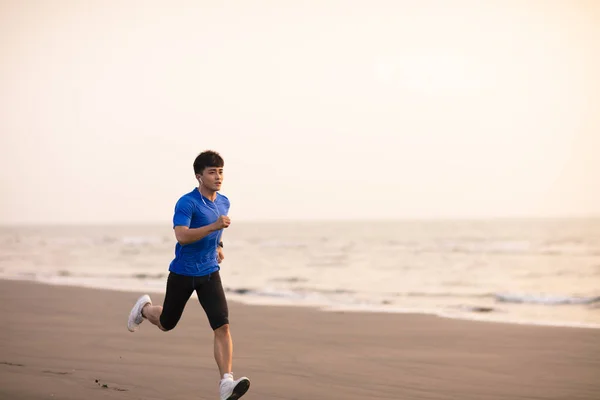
[1,0,599,224]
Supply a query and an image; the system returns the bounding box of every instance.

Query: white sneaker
[219,373,250,400]
[127,294,151,332]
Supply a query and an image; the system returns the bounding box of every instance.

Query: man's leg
[197,271,250,400]
[214,323,233,376]
[128,272,194,332]
[196,271,232,375]
[141,303,166,330]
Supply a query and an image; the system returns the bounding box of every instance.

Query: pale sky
[1,0,599,224]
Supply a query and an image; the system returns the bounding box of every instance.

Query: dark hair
[193,150,224,174]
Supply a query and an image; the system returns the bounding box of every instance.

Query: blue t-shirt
[169,188,230,276]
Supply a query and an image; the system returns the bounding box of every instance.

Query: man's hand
[213,215,231,230]
[217,246,225,263]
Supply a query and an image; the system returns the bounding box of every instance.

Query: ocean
[1,219,599,328]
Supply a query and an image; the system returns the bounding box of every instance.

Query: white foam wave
[495,293,600,305]
[257,240,307,249]
[120,236,163,245]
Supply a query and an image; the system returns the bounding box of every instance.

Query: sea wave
[10,268,600,308]
[495,293,600,305]
[246,238,600,256]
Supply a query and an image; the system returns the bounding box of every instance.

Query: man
[127,150,250,400]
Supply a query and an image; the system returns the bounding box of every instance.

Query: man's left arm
[217,196,230,264]
[217,241,224,263]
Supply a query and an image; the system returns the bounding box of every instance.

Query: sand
[1,280,599,400]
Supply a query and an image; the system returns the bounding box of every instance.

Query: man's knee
[159,316,178,332]
[213,322,230,336]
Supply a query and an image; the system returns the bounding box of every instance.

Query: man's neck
[198,186,217,201]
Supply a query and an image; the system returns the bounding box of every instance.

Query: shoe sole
[127,295,150,332]
[227,378,250,400]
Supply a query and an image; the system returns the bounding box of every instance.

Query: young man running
[127,150,250,400]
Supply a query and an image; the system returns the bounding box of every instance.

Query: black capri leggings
[159,270,229,331]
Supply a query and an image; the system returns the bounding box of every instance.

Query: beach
[1,279,599,400]
[2,0,600,398]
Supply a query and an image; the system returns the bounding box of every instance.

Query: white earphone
[198,174,221,252]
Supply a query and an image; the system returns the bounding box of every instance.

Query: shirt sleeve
[173,197,194,228]
[219,194,231,216]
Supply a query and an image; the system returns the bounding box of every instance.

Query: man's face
[197,167,223,191]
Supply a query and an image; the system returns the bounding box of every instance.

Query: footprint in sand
[95,379,129,392]
[0,361,24,367]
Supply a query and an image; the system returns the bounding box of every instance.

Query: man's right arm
[174,225,217,245]
[174,215,231,245]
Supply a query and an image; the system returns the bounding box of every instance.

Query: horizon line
[1,215,599,227]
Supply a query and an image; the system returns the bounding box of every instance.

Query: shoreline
[3,275,599,330]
